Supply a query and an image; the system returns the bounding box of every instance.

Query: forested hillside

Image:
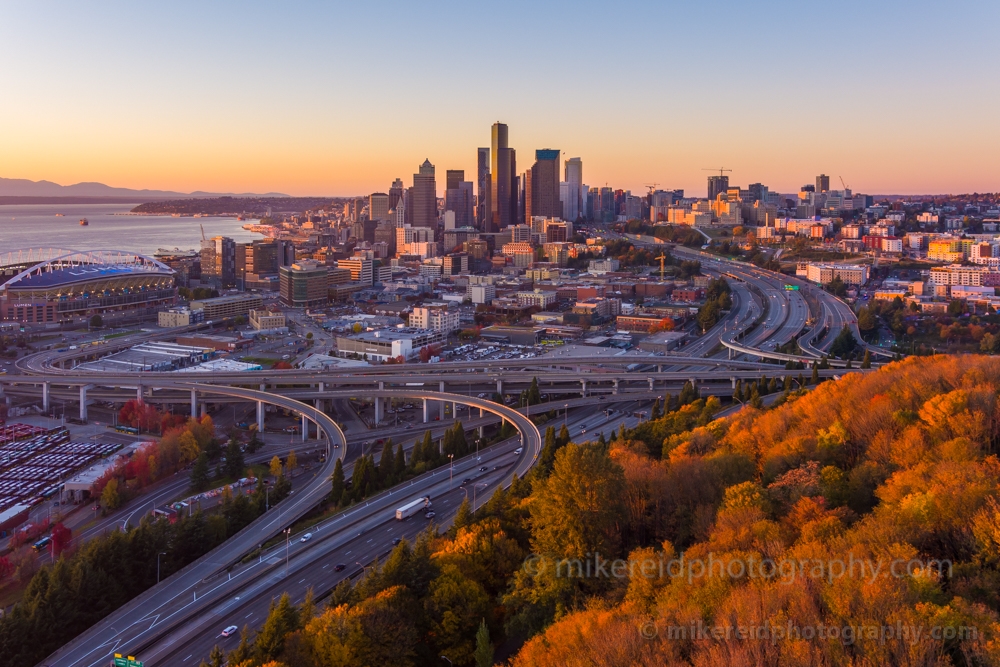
[195,356,1000,666]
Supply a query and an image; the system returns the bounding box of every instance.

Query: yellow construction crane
[655,253,667,280]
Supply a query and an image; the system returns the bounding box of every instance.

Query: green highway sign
[113,654,143,667]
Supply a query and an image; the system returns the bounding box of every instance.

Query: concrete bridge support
[257,400,265,432]
[79,384,93,422]
[43,382,50,413]
[648,377,654,391]
[496,379,503,396]
[423,399,429,423]
[613,379,619,395]
[439,381,446,421]
[581,380,587,397]
[301,413,308,442]
[191,389,198,417]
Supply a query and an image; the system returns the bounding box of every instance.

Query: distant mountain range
[0,177,288,199]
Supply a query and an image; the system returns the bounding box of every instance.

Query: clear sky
[2,0,998,197]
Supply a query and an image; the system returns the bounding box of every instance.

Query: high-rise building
[444,169,474,228]
[477,147,490,230]
[707,175,729,202]
[389,178,405,211]
[411,159,437,228]
[200,236,236,287]
[561,157,583,221]
[369,192,390,221]
[279,260,329,308]
[352,198,365,222]
[336,257,373,286]
[816,174,830,193]
[526,149,561,220]
[490,122,517,230]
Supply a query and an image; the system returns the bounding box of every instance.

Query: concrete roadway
[39,389,540,667]
[141,405,645,667]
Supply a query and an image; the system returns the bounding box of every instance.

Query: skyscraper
[477,147,490,230]
[411,159,437,228]
[389,178,405,211]
[527,149,561,220]
[490,122,517,230]
[707,175,729,201]
[445,170,474,228]
[561,157,583,221]
[200,236,236,287]
[816,174,830,193]
[369,192,390,221]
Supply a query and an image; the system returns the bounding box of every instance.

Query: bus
[115,425,140,435]
[32,536,51,552]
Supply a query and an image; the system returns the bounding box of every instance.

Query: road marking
[183,655,192,662]
[298,578,306,584]
[366,538,372,543]
[245,612,253,618]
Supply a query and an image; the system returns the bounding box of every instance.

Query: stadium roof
[0,249,173,292]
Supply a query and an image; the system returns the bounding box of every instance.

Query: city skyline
[2,2,998,197]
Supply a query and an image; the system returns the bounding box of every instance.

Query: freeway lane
[39,382,345,667]
[41,390,540,667]
[148,406,643,666]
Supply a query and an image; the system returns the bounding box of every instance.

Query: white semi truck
[395,496,431,520]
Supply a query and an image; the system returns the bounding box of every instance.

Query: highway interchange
[0,248,890,667]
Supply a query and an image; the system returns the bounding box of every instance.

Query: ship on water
[79,218,89,226]
[154,247,197,258]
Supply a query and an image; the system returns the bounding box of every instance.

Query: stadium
[0,248,177,325]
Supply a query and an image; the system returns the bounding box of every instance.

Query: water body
[0,203,264,257]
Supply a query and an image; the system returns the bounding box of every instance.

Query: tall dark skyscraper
[490,122,517,230]
[816,174,830,193]
[707,175,729,201]
[389,178,405,211]
[477,147,490,230]
[445,169,474,228]
[411,159,437,228]
[526,149,561,220]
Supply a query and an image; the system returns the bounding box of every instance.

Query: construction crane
[839,176,850,191]
[655,253,667,280]
[702,167,733,177]
[645,183,660,195]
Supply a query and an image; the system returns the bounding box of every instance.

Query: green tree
[530,443,626,560]
[330,458,345,504]
[650,397,662,420]
[190,452,210,491]
[224,438,245,480]
[948,298,966,316]
[89,314,103,329]
[526,377,542,406]
[254,592,299,661]
[826,276,847,297]
[678,380,697,406]
[452,497,472,532]
[829,325,858,359]
[474,618,494,667]
[861,349,872,368]
[200,645,225,667]
[811,361,819,385]
[101,477,121,510]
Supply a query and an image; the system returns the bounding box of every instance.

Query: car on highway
[300,533,312,542]
[392,537,402,546]
[479,466,488,471]
[460,477,471,485]
[425,511,436,519]
[334,563,346,572]
[221,625,239,637]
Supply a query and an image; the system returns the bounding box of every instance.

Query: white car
[300,533,312,542]
[514,447,523,455]
[221,625,239,637]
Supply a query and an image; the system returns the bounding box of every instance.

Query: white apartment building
[804,263,869,286]
[409,306,460,333]
[467,283,495,305]
[928,265,991,287]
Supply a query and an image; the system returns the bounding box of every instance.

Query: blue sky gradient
[1,0,997,196]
